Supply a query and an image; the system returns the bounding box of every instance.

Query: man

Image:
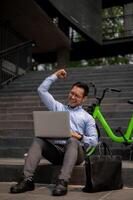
[10,69,98,196]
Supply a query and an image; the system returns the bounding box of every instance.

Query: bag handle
[98,141,112,156]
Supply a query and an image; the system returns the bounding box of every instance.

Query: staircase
[0,64,133,185]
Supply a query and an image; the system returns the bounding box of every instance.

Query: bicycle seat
[128,100,133,105]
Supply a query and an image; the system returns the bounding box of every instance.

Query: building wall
[124,3,133,37]
[49,0,102,44]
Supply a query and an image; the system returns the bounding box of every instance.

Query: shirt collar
[67,105,82,110]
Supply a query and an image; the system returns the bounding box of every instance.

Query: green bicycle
[86,83,133,156]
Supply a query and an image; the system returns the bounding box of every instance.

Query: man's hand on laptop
[54,69,67,79]
[71,131,83,140]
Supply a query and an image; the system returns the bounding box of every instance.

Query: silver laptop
[33,111,71,139]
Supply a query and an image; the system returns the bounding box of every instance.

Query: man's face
[68,86,86,107]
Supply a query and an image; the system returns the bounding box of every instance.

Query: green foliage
[69,60,82,68]
[68,55,129,68]
[102,6,124,39]
[87,56,129,66]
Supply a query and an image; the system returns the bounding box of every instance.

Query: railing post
[0,59,2,88]
[15,51,19,77]
[124,3,133,37]
[26,44,32,72]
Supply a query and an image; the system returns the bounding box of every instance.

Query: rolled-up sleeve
[83,115,98,148]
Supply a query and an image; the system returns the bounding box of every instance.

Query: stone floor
[0,182,133,200]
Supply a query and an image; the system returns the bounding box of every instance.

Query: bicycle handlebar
[89,82,121,105]
[128,100,133,105]
[110,88,121,92]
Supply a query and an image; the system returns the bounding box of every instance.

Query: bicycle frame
[93,105,133,143]
[86,84,133,156]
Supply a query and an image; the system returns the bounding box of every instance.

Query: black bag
[83,142,123,192]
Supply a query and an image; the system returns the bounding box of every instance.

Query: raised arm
[38,69,67,111]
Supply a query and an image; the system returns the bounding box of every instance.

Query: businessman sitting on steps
[10,69,98,196]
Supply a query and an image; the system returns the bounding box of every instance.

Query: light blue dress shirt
[38,74,98,148]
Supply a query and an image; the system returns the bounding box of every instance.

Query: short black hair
[71,82,89,97]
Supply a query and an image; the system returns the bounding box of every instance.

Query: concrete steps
[0,83,132,94]
[0,64,132,184]
[0,158,132,187]
[0,118,131,129]
[0,65,132,148]
[0,158,85,185]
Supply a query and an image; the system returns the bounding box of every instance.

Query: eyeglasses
[69,91,83,100]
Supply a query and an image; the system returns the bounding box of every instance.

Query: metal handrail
[0,40,34,88]
[0,40,35,57]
